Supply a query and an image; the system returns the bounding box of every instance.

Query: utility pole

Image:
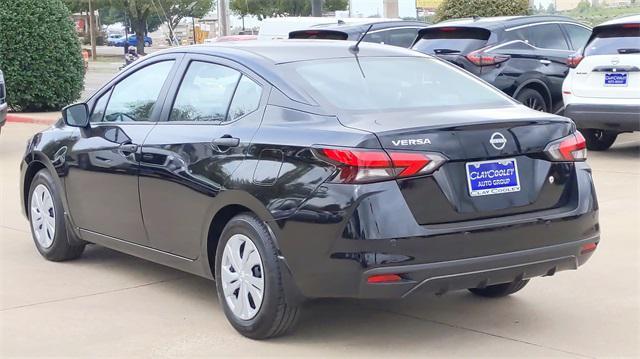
[219,0,228,36]
[192,17,197,44]
[311,0,322,16]
[88,0,97,60]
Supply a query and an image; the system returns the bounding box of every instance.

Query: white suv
[562,15,640,150]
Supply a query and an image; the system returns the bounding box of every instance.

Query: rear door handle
[539,59,551,65]
[211,136,240,148]
[119,143,138,154]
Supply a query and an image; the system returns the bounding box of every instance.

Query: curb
[6,114,58,125]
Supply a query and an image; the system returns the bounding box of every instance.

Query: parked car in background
[562,15,640,150]
[107,33,124,46]
[210,35,258,42]
[115,34,152,47]
[289,20,428,48]
[412,16,591,113]
[21,41,599,339]
[259,17,391,40]
[0,69,6,132]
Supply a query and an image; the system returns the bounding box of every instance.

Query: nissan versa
[20,41,600,339]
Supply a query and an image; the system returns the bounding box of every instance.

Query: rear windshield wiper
[433,48,462,54]
[618,48,640,54]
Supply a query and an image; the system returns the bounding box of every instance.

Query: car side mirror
[62,103,89,127]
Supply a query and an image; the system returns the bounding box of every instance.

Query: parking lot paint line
[0,275,189,312]
[364,305,594,359]
[5,114,58,125]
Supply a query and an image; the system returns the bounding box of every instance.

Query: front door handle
[212,136,240,148]
[119,143,138,154]
[539,59,551,65]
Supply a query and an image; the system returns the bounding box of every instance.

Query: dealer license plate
[466,158,521,197]
[604,73,627,86]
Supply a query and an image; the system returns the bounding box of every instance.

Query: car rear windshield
[285,56,512,111]
[412,27,490,54]
[289,30,349,40]
[585,25,640,56]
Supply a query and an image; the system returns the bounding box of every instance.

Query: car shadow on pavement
[77,244,541,346]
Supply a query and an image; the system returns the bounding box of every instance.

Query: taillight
[544,131,587,162]
[466,47,510,66]
[566,54,584,68]
[317,147,447,183]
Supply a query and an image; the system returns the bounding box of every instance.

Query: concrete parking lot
[1,123,638,357]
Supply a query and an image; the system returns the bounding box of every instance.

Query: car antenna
[349,24,374,54]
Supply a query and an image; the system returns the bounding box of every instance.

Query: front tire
[468,279,529,298]
[516,89,548,113]
[581,129,618,151]
[28,169,85,261]
[215,213,299,339]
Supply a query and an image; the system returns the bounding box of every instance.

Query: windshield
[585,26,640,56]
[285,56,512,111]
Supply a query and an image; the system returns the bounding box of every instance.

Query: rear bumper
[359,236,597,298]
[565,103,640,132]
[275,162,599,299]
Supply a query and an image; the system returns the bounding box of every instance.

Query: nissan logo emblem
[489,132,507,150]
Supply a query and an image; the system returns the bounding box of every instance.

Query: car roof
[429,15,585,31]
[155,40,428,106]
[162,39,423,64]
[596,14,640,27]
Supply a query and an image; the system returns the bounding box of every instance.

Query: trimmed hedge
[0,0,84,111]
[436,0,530,22]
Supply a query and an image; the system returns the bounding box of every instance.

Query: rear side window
[412,27,490,54]
[585,25,640,56]
[564,24,591,50]
[527,24,570,50]
[169,61,241,122]
[287,57,512,111]
[103,60,174,122]
[226,76,262,122]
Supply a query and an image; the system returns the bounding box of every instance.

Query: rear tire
[28,169,85,261]
[516,89,548,113]
[468,279,529,298]
[581,129,618,151]
[215,213,300,339]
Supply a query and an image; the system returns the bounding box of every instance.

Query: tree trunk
[134,17,146,55]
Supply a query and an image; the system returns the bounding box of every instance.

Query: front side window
[564,24,591,50]
[103,60,174,122]
[170,61,241,122]
[287,56,512,111]
[90,89,110,123]
[528,24,570,50]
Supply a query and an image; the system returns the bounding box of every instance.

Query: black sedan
[20,41,599,339]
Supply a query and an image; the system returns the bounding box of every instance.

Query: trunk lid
[339,106,577,224]
[572,24,640,99]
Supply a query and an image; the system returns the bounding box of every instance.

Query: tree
[157,0,214,44]
[435,0,529,22]
[324,0,347,12]
[230,0,347,20]
[0,0,84,111]
[546,2,556,13]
